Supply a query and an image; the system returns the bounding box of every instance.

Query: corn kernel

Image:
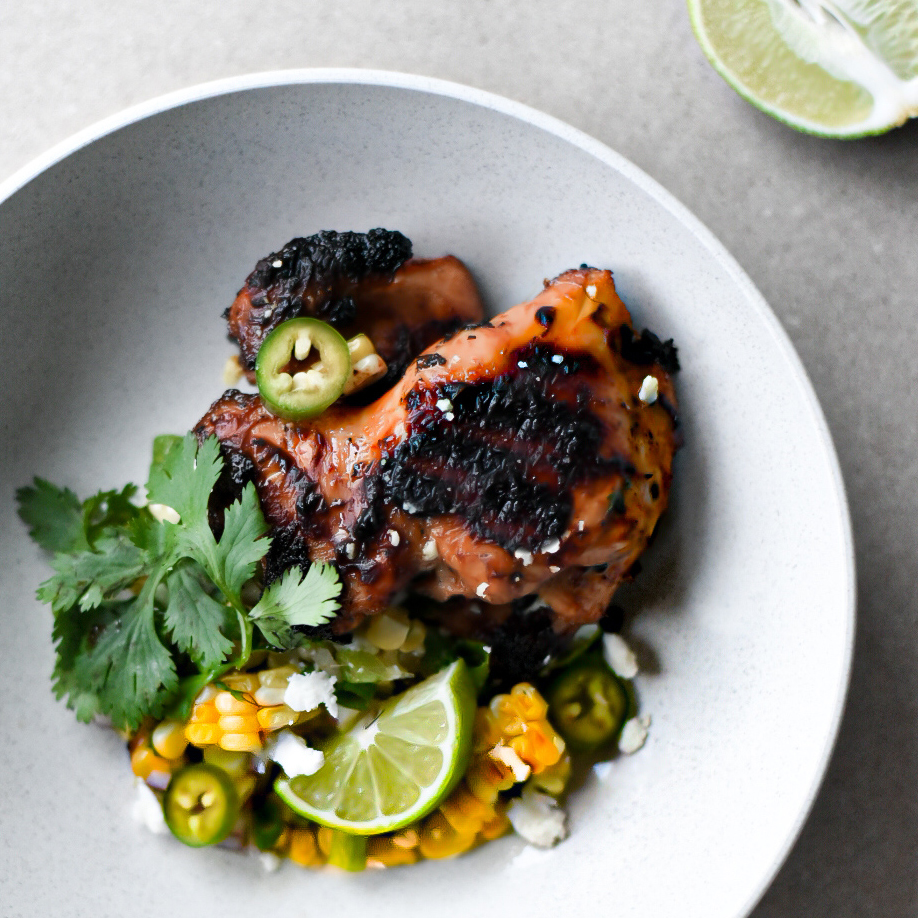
[218,714,260,733]
[219,672,260,693]
[259,665,298,688]
[531,752,571,796]
[194,684,219,705]
[418,812,477,859]
[185,723,221,746]
[151,720,188,760]
[366,838,419,867]
[288,828,322,867]
[364,611,411,651]
[202,747,251,778]
[316,826,334,856]
[219,732,263,753]
[130,746,173,780]
[400,620,426,654]
[440,783,495,835]
[187,701,219,724]
[479,808,511,841]
[214,692,258,715]
[257,705,300,731]
[252,686,288,707]
[390,828,419,849]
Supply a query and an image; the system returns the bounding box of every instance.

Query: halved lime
[275,660,476,834]
[688,0,918,137]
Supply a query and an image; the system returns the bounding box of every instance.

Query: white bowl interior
[0,74,853,918]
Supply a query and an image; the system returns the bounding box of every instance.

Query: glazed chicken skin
[198,267,679,635]
[227,229,485,398]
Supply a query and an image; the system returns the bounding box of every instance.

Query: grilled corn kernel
[364,610,411,651]
[288,828,322,867]
[400,620,427,654]
[257,705,301,731]
[187,701,219,724]
[418,812,478,859]
[259,665,299,688]
[367,838,419,867]
[531,752,571,796]
[130,746,173,780]
[151,720,188,760]
[252,686,288,707]
[214,692,258,715]
[219,732,263,753]
[218,714,260,734]
[185,723,222,747]
[316,826,334,857]
[440,783,496,836]
[479,808,511,841]
[219,672,260,693]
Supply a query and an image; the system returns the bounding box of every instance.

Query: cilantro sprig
[16,433,342,730]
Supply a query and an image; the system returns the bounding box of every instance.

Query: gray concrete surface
[3,2,916,915]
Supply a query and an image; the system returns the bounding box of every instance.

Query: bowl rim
[0,67,857,918]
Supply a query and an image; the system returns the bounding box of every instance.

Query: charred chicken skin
[198,266,680,636]
[227,229,485,399]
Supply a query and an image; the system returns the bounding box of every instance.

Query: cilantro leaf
[216,483,270,598]
[37,532,146,615]
[249,563,342,648]
[16,479,85,553]
[17,479,139,554]
[147,432,221,526]
[163,562,236,669]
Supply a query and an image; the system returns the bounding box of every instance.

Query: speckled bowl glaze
[0,70,854,918]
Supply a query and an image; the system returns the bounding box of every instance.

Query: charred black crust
[353,342,632,554]
[247,229,412,308]
[619,324,680,374]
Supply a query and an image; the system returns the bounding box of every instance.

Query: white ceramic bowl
[0,71,854,918]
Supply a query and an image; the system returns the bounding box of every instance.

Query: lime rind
[688,0,918,137]
[275,659,475,834]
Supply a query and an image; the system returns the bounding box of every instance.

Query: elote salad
[16,230,678,871]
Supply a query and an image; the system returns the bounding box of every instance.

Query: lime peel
[275,659,476,835]
[688,0,918,137]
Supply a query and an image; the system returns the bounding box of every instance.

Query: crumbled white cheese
[387,529,401,547]
[602,632,639,679]
[638,375,659,404]
[551,354,564,364]
[585,284,597,299]
[132,781,169,835]
[507,786,568,848]
[403,500,419,514]
[422,539,438,561]
[269,729,325,778]
[344,542,356,560]
[263,307,273,319]
[272,259,283,268]
[394,421,407,439]
[436,398,453,413]
[517,360,529,369]
[476,582,489,599]
[148,503,180,525]
[445,412,455,421]
[489,744,531,782]
[284,670,339,718]
[618,715,651,754]
[541,538,561,554]
[577,520,585,532]
[549,565,560,574]
[514,548,534,566]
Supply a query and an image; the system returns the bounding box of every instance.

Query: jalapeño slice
[546,658,628,752]
[163,763,240,847]
[255,318,351,420]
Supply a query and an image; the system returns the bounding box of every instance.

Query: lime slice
[275,660,476,834]
[688,0,918,136]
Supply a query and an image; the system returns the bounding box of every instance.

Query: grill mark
[354,343,633,553]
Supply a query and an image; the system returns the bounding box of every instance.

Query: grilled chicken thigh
[198,267,679,635]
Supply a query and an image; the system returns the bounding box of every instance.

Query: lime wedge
[275,660,476,834]
[688,0,918,136]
